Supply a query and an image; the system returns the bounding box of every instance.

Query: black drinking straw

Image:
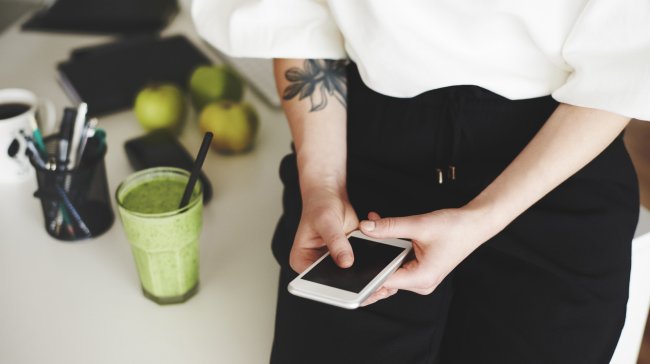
[179,132,213,209]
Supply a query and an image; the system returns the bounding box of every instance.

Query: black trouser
[269,63,639,364]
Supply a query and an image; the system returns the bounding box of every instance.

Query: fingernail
[360,220,375,231]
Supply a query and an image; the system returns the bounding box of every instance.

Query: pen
[58,108,76,168]
[55,185,91,237]
[38,165,74,237]
[54,107,80,237]
[61,103,89,237]
[95,128,106,152]
[29,114,47,157]
[25,141,47,169]
[53,204,75,238]
[75,117,98,167]
[67,102,87,170]
[60,206,76,237]
[20,130,47,168]
[46,156,57,171]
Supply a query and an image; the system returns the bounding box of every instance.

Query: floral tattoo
[282,59,348,112]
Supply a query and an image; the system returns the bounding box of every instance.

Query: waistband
[345,62,558,185]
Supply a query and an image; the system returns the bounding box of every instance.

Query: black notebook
[57,35,212,117]
[22,0,178,35]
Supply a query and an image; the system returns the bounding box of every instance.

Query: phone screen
[302,237,406,293]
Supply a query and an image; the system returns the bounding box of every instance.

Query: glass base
[141,282,199,305]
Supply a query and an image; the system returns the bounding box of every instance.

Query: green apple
[134,84,185,132]
[199,101,259,154]
[189,65,244,110]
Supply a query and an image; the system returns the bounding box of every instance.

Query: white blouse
[192,0,650,121]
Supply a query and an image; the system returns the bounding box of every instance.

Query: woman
[626,119,650,209]
[193,1,649,363]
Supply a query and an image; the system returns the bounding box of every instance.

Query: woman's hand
[359,209,491,306]
[273,58,354,273]
[359,104,631,306]
[290,187,360,273]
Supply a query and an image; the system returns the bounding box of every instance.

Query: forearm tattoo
[283,59,348,112]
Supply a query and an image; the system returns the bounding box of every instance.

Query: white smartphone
[288,230,412,309]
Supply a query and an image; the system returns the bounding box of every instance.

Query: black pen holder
[30,136,114,241]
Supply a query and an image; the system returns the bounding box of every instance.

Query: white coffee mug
[0,88,56,183]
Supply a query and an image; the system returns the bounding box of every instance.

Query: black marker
[58,108,77,168]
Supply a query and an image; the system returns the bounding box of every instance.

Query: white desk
[0,6,290,364]
[1,4,649,364]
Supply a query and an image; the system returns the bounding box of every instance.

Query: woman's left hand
[359,208,494,306]
[359,104,632,307]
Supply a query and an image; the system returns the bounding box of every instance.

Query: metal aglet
[436,168,444,184]
[449,166,456,181]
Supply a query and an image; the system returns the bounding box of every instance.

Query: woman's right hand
[290,186,359,274]
[273,57,353,273]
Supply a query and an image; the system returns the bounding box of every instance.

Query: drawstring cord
[449,101,462,181]
[434,90,462,184]
[434,97,447,184]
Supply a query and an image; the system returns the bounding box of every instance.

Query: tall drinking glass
[115,167,202,304]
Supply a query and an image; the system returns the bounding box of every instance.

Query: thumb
[315,217,354,269]
[359,215,422,240]
[382,260,433,294]
[381,266,414,290]
[326,233,354,268]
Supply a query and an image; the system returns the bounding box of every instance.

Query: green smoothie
[122,179,190,214]
[116,167,203,304]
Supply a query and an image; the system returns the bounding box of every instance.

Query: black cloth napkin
[22,0,178,35]
[57,35,212,117]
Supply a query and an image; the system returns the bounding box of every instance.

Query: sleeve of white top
[552,0,650,121]
[191,0,346,59]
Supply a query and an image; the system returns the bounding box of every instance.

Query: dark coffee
[0,103,30,120]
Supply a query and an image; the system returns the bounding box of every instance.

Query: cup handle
[37,98,57,136]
